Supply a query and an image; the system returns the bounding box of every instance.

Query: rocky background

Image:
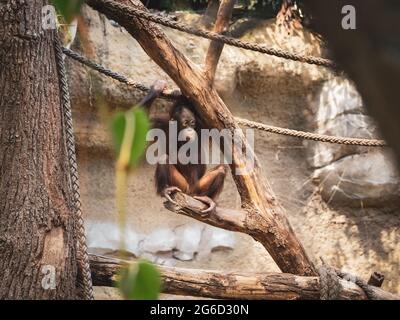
[66,6,400,298]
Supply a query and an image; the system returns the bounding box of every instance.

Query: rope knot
[318,258,380,300]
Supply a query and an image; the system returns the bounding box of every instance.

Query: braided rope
[62,47,181,100]
[93,0,336,69]
[318,258,380,300]
[319,266,342,300]
[55,38,94,300]
[63,48,386,147]
[235,117,387,147]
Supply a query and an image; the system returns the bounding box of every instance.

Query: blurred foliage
[117,261,162,300]
[51,0,301,22]
[111,107,150,170]
[110,108,155,300]
[142,0,300,16]
[51,0,85,23]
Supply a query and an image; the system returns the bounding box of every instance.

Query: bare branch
[204,0,236,82]
[163,191,309,263]
[163,191,248,232]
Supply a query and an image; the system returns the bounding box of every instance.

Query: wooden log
[86,0,317,277]
[204,0,236,82]
[89,254,400,300]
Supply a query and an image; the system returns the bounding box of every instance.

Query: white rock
[140,228,177,253]
[86,220,143,256]
[173,224,204,261]
[308,77,400,207]
[198,226,235,258]
[316,78,363,123]
[313,151,400,207]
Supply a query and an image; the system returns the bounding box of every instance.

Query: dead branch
[86,0,316,276]
[89,254,399,300]
[204,0,236,82]
[163,190,307,260]
[163,191,249,232]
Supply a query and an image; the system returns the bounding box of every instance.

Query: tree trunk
[0,0,79,299]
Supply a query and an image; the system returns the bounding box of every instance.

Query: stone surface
[86,220,235,264]
[313,151,400,207]
[308,78,400,207]
[173,224,204,261]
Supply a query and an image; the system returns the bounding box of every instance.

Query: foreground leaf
[111,107,150,170]
[118,261,162,300]
[51,0,85,23]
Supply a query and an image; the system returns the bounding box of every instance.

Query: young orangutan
[139,80,226,213]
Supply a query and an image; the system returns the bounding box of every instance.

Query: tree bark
[86,0,317,277]
[0,0,79,299]
[89,254,400,300]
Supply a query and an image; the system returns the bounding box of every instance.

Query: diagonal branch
[86,0,317,276]
[204,0,236,82]
[89,254,400,300]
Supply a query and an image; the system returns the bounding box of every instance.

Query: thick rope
[91,0,336,69]
[235,117,387,147]
[62,47,181,101]
[319,262,381,300]
[319,265,342,300]
[55,38,94,300]
[63,48,386,147]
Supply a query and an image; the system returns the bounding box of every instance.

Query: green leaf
[51,0,85,23]
[117,261,161,300]
[130,108,150,165]
[111,112,127,158]
[111,107,150,169]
